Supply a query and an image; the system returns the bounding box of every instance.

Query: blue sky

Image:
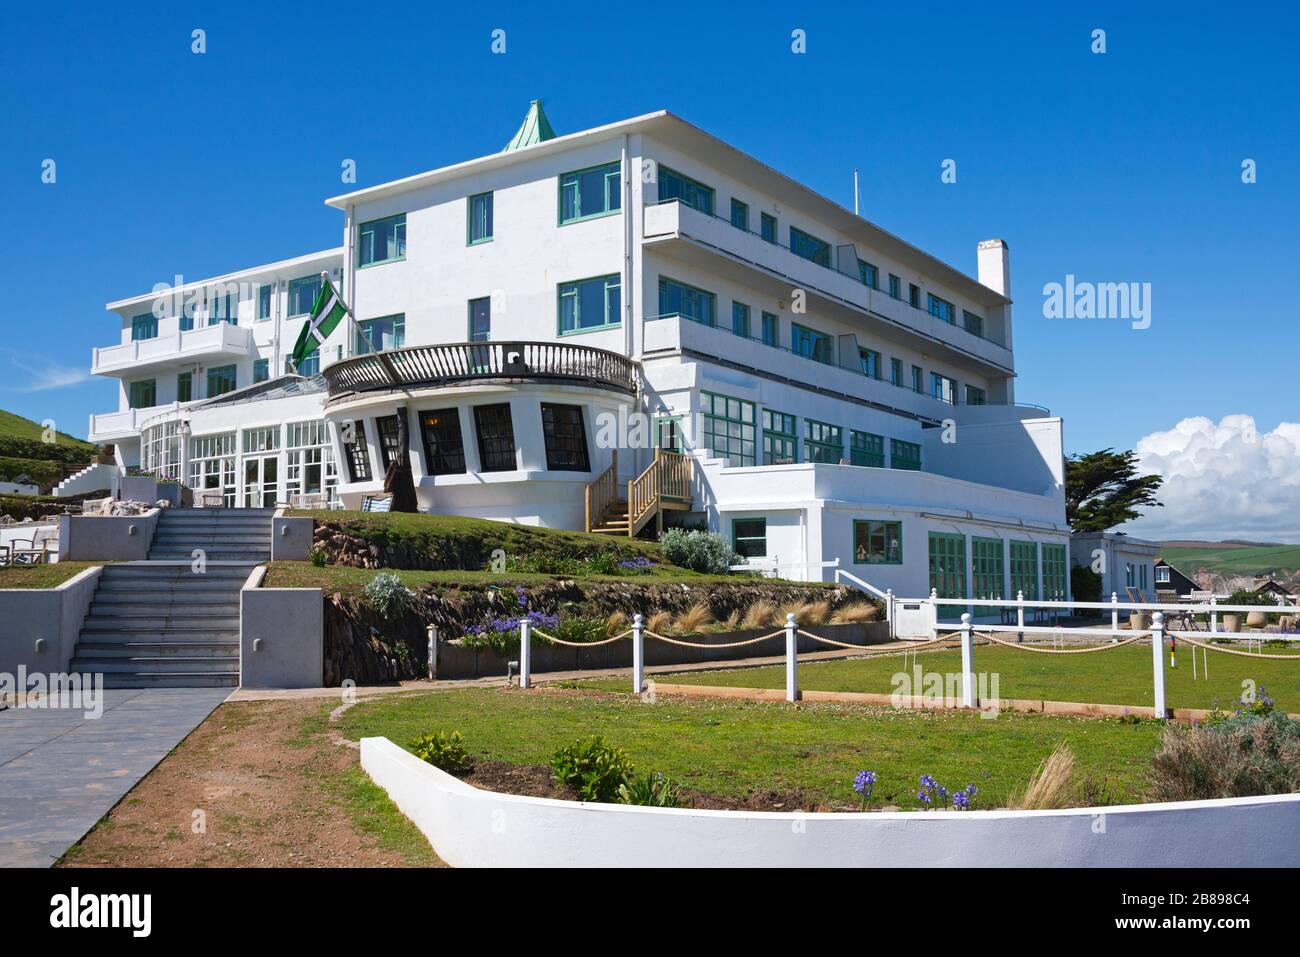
[2,2,1297,532]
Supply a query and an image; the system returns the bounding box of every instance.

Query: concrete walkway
[0,688,230,867]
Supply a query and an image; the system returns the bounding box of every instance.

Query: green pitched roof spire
[503,100,557,152]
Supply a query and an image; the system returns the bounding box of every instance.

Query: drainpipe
[345,204,356,358]
[622,134,633,360]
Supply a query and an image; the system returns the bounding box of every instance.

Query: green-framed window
[792,323,833,364]
[965,384,986,406]
[909,283,920,308]
[963,310,984,338]
[131,313,157,341]
[859,347,881,379]
[1010,540,1039,600]
[468,297,491,342]
[972,537,1005,600]
[177,372,192,403]
[127,379,156,409]
[658,165,713,215]
[931,372,958,405]
[467,192,494,244]
[356,314,404,354]
[858,259,879,289]
[358,213,406,267]
[256,284,273,321]
[540,403,590,472]
[804,419,842,464]
[761,311,779,346]
[559,274,621,334]
[700,391,755,467]
[855,520,902,564]
[289,350,320,376]
[762,409,797,464]
[559,161,621,223]
[253,359,269,383]
[760,212,777,243]
[890,357,903,386]
[658,277,715,326]
[730,198,749,230]
[1042,544,1067,601]
[206,364,236,398]
[888,274,901,299]
[287,275,322,317]
[929,532,966,601]
[910,365,923,393]
[849,431,884,467]
[654,416,684,452]
[890,438,921,471]
[209,289,238,325]
[928,293,955,324]
[732,518,767,559]
[790,226,831,267]
[731,301,750,338]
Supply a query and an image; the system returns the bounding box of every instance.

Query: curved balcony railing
[323,341,638,400]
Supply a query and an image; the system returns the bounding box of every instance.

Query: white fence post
[1111,592,1119,635]
[929,588,940,640]
[1151,611,1166,719]
[631,612,644,694]
[1210,595,1218,633]
[519,618,532,689]
[886,588,894,638]
[785,612,799,702]
[959,612,975,708]
[1016,590,1025,643]
[427,625,438,681]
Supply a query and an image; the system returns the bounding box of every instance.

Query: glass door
[243,455,280,508]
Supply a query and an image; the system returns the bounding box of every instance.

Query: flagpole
[323,270,381,358]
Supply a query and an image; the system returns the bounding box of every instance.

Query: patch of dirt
[58,699,441,868]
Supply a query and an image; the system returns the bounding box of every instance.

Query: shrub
[583,552,620,576]
[553,615,609,644]
[1228,589,1286,624]
[550,736,635,802]
[409,730,473,774]
[618,771,687,808]
[830,602,879,624]
[1071,564,1103,603]
[741,600,777,630]
[363,572,414,620]
[672,602,714,634]
[1149,713,1300,801]
[659,528,740,575]
[309,547,328,568]
[1011,743,1077,809]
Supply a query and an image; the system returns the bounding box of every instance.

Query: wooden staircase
[585,449,692,538]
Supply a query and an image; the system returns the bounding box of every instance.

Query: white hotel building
[87,103,1072,601]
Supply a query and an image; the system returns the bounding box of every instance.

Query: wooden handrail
[627,449,693,537]
[584,450,618,533]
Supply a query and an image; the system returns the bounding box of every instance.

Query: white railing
[92,322,253,373]
[728,556,840,580]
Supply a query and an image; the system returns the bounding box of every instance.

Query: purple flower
[952,791,969,810]
[852,770,877,809]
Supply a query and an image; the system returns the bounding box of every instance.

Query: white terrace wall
[0,567,101,678]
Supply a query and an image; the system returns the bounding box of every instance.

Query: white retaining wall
[361,736,1300,867]
[0,567,102,677]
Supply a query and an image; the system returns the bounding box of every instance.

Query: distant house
[1253,577,1293,598]
[1070,532,1160,601]
[1154,557,1197,598]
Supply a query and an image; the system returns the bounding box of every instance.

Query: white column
[1151,611,1166,719]
[1210,596,1218,633]
[1016,589,1025,642]
[959,612,975,708]
[519,618,531,689]
[1111,592,1119,635]
[785,612,799,702]
[427,625,437,681]
[631,613,644,695]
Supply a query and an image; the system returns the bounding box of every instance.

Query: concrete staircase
[70,507,275,688]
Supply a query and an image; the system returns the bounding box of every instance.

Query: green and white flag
[290,275,348,370]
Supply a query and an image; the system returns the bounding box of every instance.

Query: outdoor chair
[10,528,57,564]
[361,495,393,513]
[290,492,328,509]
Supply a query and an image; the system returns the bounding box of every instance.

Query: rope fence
[978,631,1147,655]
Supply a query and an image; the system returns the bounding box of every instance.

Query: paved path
[0,688,230,867]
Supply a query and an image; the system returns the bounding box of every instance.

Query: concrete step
[78,631,240,645]
[94,584,245,598]
[147,551,269,561]
[71,656,238,674]
[164,508,276,517]
[81,617,240,633]
[96,672,238,688]
[75,640,238,656]
[152,536,271,545]
[100,564,257,576]
[89,601,240,617]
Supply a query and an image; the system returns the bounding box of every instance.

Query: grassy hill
[1161,543,1300,577]
[0,410,100,488]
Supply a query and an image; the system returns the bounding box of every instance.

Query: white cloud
[1122,415,1300,541]
[5,355,92,392]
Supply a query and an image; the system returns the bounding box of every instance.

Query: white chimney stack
[977,239,1010,296]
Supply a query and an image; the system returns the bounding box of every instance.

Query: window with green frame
[963,309,984,338]
[467,192,493,244]
[700,391,755,467]
[790,226,831,267]
[559,161,621,223]
[910,365,923,393]
[468,297,491,342]
[654,416,683,452]
[732,518,767,558]
[1010,540,1039,600]
[658,277,715,326]
[128,379,156,409]
[804,419,842,464]
[291,349,320,376]
[131,313,157,341]
[971,537,1005,600]
[760,212,777,243]
[762,409,797,464]
[849,431,884,467]
[731,301,750,338]
[888,274,901,299]
[761,311,779,346]
[855,520,902,564]
[206,364,236,398]
[287,275,322,317]
[858,259,879,289]
[792,323,833,364]
[859,348,881,379]
[730,198,749,230]
[358,213,406,267]
[559,274,621,334]
[658,165,714,215]
[965,384,986,406]
[890,438,921,471]
[256,284,273,321]
[890,357,903,386]
[177,371,192,403]
[931,372,958,405]
[1042,543,1067,601]
[355,314,405,354]
[253,359,269,383]
[929,532,966,601]
[928,293,955,324]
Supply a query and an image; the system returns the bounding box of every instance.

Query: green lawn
[1162,544,1300,577]
[334,686,1165,809]
[587,642,1300,714]
[0,561,100,589]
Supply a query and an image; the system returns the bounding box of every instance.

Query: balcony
[642,200,1014,375]
[88,402,186,443]
[92,321,254,376]
[323,341,638,402]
